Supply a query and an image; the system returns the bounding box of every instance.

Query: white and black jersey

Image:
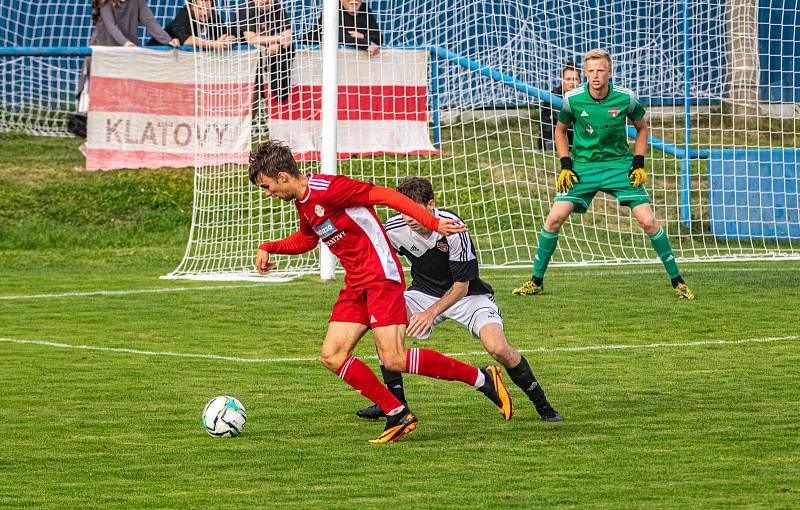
[384,209,494,298]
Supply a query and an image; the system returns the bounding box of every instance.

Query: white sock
[386,405,405,417]
[473,369,485,389]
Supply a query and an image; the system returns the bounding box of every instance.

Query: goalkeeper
[513,49,694,300]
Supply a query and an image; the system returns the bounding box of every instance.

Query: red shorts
[329,280,408,328]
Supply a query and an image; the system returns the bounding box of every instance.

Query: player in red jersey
[250,141,513,443]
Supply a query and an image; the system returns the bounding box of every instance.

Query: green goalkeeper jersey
[557,83,646,170]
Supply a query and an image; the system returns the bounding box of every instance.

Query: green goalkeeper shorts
[554,167,650,214]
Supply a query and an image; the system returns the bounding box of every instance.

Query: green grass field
[2,134,800,508]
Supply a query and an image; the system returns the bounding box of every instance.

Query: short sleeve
[557,94,575,125]
[627,91,646,121]
[445,229,479,283]
[450,258,479,283]
[384,216,404,252]
[320,175,374,208]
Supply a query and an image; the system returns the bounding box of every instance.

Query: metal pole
[430,52,441,147]
[319,0,339,280]
[680,0,693,228]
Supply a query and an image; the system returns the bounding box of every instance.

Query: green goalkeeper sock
[649,228,681,279]
[532,228,560,279]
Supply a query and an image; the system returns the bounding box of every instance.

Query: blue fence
[708,149,800,240]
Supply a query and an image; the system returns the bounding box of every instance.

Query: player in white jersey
[356,177,563,422]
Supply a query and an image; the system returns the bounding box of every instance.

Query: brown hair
[562,61,580,77]
[248,141,301,184]
[396,176,434,204]
[92,0,123,25]
[583,48,613,69]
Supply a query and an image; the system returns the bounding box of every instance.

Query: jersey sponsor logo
[584,124,594,134]
[581,110,589,117]
[323,231,345,246]
[594,121,624,131]
[314,204,325,217]
[436,239,449,252]
[312,218,338,238]
[608,108,620,117]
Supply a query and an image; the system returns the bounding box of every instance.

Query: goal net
[0,1,185,136]
[2,1,796,279]
[167,0,799,280]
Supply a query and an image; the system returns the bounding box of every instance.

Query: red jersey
[277,174,405,288]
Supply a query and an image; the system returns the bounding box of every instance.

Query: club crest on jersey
[584,124,594,134]
[608,108,620,117]
[314,205,325,217]
[436,239,449,252]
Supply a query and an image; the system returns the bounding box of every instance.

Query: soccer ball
[201,396,247,437]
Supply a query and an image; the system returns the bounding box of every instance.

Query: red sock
[406,348,479,386]
[337,355,403,413]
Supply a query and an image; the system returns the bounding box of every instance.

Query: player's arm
[255,216,318,274]
[632,116,649,156]
[628,117,649,187]
[555,121,579,193]
[554,121,571,159]
[366,186,467,236]
[326,175,466,235]
[554,94,578,193]
[407,228,477,338]
[406,281,469,338]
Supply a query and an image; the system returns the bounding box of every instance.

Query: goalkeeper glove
[556,157,579,194]
[628,155,647,188]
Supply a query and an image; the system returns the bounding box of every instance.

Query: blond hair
[583,49,612,69]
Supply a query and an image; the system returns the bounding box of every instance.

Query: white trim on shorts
[404,289,503,340]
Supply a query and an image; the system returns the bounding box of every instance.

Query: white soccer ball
[201,396,247,437]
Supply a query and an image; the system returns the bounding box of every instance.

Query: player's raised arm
[367,186,468,236]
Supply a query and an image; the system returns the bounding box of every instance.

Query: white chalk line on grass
[0,335,797,364]
[489,265,800,280]
[2,265,799,301]
[0,283,272,300]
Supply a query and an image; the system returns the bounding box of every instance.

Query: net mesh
[1,0,797,278]
[0,1,185,136]
[170,0,799,280]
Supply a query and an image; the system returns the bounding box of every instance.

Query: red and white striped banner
[266,49,438,161]
[86,47,258,171]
